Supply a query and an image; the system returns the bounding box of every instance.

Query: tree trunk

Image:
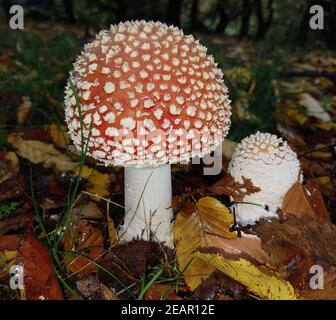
[255,0,273,39]
[296,0,315,46]
[62,0,75,23]
[115,0,126,21]
[166,0,183,27]
[190,0,199,31]
[2,0,11,17]
[239,0,254,39]
[324,0,336,49]
[216,0,229,33]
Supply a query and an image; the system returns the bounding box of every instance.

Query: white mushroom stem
[118,164,174,248]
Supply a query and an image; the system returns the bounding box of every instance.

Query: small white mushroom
[228,132,301,226]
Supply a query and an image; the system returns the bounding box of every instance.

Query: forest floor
[0,21,335,300]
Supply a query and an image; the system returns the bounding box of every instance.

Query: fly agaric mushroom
[64,20,231,248]
[228,132,301,226]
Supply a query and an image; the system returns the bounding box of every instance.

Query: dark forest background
[0,0,335,49]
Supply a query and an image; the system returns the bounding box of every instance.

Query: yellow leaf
[8,133,78,171]
[313,122,336,130]
[3,250,17,261]
[299,93,331,122]
[314,176,333,197]
[0,151,19,184]
[107,209,118,246]
[195,252,298,300]
[50,123,70,148]
[17,96,32,124]
[221,139,237,160]
[307,151,333,159]
[174,197,235,291]
[77,165,110,198]
[286,109,309,126]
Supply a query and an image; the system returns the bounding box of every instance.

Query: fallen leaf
[144,284,180,300]
[253,215,336,299]
[76,275,103,300]
[19,235,64,300]
[101,241,169,279]
[0,175,25,201]
[307,151,333,160]
[314,176,333,197]
[299,93,331,122]
[305,180,330,221]
[63,220,104,275]
[208,175,260,201]
[192,270,249,300]
[8,133,78,171]
[195,252,298,300]
[0,151,19,184]
[49,123,70,149]
[301,158,333,177]
[0,213,34,237]
[75,275,118,300]
[281,182,317,219]
[174,197,235,291]
[100,282,119,300]
[17,97,32,124]
[205,235,270,266]
[0,234,64,300]
[313,121,336,130]
[106,209,118,246]
[221,140,237,160]
[77,166,111,198]
[72,200,104,220]
[276,123,306,150]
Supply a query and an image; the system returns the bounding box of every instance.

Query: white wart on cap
[228,132,301,226]
[64,20,231,168]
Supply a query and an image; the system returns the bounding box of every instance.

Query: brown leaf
[72,200,104,220]
[76,275,103,300]
[8,133,78,172]
[0,213,34,237]
[144,284,180,300]
[305,180,330,221]
[0,234,63,300]
[204,235,271,266]
[63,220,104,275]
[192,270,249,300]
[281,182,315,218]
[19,235,64,300]
[208,175,260,201]
[171,194,196,216]
[101,241,169,279]
[301,158,333,178]
[0,175,25,201]
[100,282,119,300]
[75,275,118,300]
[253,215,336,299]
[281,181,328,220]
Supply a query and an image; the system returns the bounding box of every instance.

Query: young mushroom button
[228,132,301,226]
[64,20,231,248]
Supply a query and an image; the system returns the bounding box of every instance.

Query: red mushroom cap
[65,20,231,167]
